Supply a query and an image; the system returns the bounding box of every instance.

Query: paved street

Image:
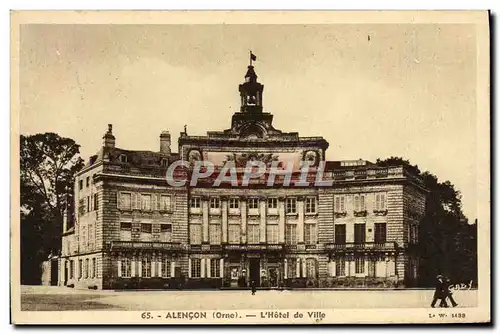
[20,285,477,311]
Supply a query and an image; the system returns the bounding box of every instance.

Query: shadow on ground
[21,294,122,311]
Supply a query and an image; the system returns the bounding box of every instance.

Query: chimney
[103,124,115,148]
[160,131,171,155]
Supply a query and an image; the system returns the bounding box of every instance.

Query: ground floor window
[287,258,296,278]
[78,259,83,279]
[210,259,220,278]
[85,259,89,279]
[335,257,346,277]
[70,260,74,279]
[191,259,201,278]
[142,256,151,278]
[355,256,365,274]
[121,258,131,277]
[162,258,172,278]
[305,258,317,278]
[92,258,96,278]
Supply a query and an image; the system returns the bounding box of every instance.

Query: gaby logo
[165,160,333,187]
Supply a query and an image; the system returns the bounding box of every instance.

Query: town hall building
[58,63,426,290]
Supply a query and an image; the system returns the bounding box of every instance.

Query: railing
[110,241,184,251]
[324,242,397,251]
[223,244,284,251]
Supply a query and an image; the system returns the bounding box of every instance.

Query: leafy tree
[20,133,84,283]
[376,157,477,287]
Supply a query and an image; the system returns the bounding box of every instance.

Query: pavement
[20,285,478,311]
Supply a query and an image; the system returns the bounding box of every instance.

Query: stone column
[171,261,175,278]
[278,197,285,243]
[201,258,206,278]
[188,258,192,278]
[220,258,224,278]
[157,257,162,277]
[284,259,288,279]
[151,255,156,277]
[221,197,228,243]
[240,198,247,244]
[296,258,301,278]
[202,197,209,243]
[259,197,267,243]
[206,258,211,278]
[297,197,305,243]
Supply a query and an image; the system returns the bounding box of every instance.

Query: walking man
[251,280,256,295]
[431,275,448,308]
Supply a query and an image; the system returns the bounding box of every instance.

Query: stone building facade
[59,64,426,289]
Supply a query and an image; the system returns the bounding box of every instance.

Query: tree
[20,133,84,283]
[376,157,477,287]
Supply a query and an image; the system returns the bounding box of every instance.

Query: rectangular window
[228,224,240,244]
[141,194,151,211]
[306,258,317,278]
[354,195,366,212]
[355,256,365,274]
[229,198,239,209]
[286,198,297,214]
[190,197,201,208]
[86,176,90,187]
[334,196,346,212]
[248,198,259,209]
[285,224,297,245]
[120,193,132,210]
[191,259,201,278]
[287,259,296,278]
[78,260,83,279]
[374,223,387,244]
[120,222,132,230]
[70,260,74,279]
[354,223,366,244]
[210,259,220,278]
[79,180,83,190]
[247,224,260,244]
[305,197,316,214]
[85,259,89,279]
[190,224,202,244]
[375,193,387,211]
[335,257,346,276]
[160,195,172,211]
[267,198,278,209]
[93,194,98,211]
[121,258,131,278]
[87,196,90,213]
[142,256,151,278]
[141,223,152,234]
[334,224,346,244]
[210,197,220,209]
[304,224,317,245]
[266,224,279,244]
[162,258,172,278]
[161,224,172,242]
[209,224,221,244]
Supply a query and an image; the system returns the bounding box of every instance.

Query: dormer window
[119,154,128,163]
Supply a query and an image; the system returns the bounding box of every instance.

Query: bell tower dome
[239,65,264,113]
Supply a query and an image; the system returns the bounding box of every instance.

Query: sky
[18,23,478,220]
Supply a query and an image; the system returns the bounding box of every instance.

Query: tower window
[119,154,128,163]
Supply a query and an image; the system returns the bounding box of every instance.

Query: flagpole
[249,50,252,66]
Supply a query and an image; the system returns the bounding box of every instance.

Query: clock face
[303,150,319,166]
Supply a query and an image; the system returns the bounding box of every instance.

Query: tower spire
[239,56,263,113]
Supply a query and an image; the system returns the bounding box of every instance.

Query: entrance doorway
[249,258,260,287]
[50,259,58,286]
